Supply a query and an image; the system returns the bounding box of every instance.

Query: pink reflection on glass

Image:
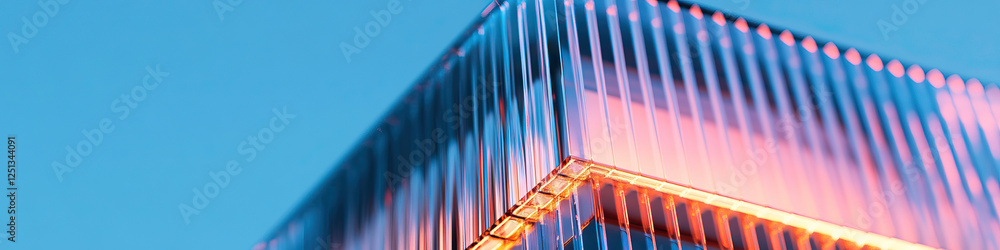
[865,54,883,71]
[712,12,725,25]
[801,36,817,52]
[823,42,839,59]
[666,0,679,12]
[690,5,703,19]
[779,30,794,46]
[907,65,925,83]
[966,78,1000,158]
[734,18,748,32]
[887,60,904,77]
[947,75,965,93]
[845,48,861,65]
[756,24,771,39]
[927,69,945,88]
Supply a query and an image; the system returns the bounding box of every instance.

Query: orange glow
[585,1,594,10]
[629,12,638,21]
[473,237,505,250]
[712,11,725,25]
[734,18,748,32]
[927,69,945,88]
[845,48,861,65]
[667,0,680,12]
[491,217,524,238]
[606,5,617,16]
[866,54,883,71]
[948,75,965,93]
[690,5,703,19]
[756,24,772,39]
[469,159,940,250]
[802,36,817,52]
[907,65,925,83]
[779,30,794,45]
[887,60,904,77]
[823,42,839,59]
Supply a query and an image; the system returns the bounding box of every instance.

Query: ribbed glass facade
[257,0,1000,249]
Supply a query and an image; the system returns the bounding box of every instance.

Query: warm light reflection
[823,42,839,58]
[802,36,817,52]
[845,48,861,65]
[469,159,940,250]
[689,4,703,19]
[866,54,883,71]
[928,69,946,88]
[968,78,984,95]
[712,11,725,25]
[756,23,772,39]
[734,18,748,32]
[887,60,904,77]
[666,0,679,12]
[908,65,925,83]
[947,75,965,93]
[779,30,794,45]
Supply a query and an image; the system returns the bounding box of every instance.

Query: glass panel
[259,1,1000,249]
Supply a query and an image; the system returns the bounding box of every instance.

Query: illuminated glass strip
[468,158,939,250]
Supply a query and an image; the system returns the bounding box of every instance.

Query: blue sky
[0,0,996,249]
[0,0,488,249]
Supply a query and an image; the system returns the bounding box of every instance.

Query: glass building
[257,0,1000,249]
